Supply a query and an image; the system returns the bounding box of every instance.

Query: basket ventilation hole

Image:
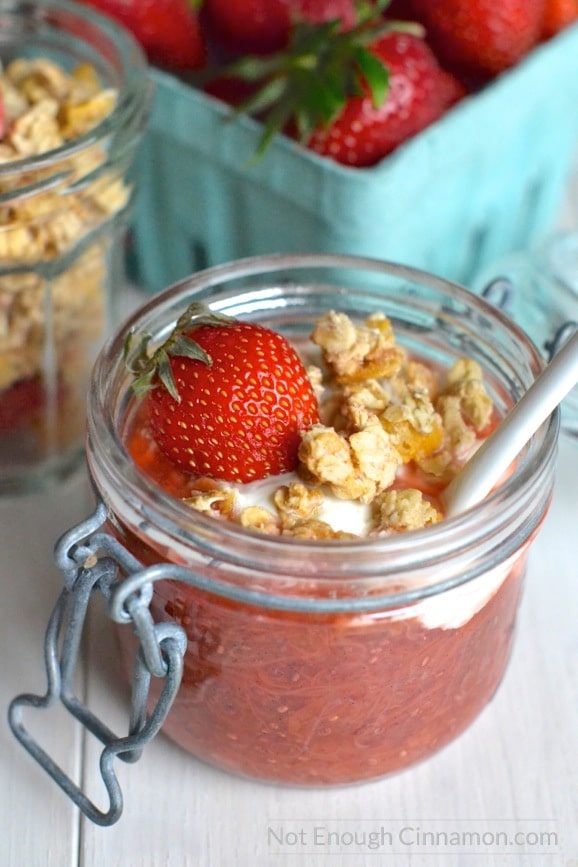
[189,239,209,272]
[463,225,490,276]
[515,179,544,242]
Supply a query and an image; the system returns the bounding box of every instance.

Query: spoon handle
[443,326,578,517]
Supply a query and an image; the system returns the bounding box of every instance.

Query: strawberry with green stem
[204,0,465,167]
[126,304,320,483]
[305,29,465,166]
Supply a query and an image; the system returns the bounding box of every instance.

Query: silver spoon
[443,326,578,517]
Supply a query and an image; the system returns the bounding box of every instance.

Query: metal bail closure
[481,276,515,314]
[7,501,187,827]
[545,320,578,362]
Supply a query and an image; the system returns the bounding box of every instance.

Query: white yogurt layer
[231,471,521,631]
[390,549,523,630]
[235,472,372,536]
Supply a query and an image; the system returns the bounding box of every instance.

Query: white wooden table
[2,169,578,866]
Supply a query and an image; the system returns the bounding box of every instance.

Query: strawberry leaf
[170,334,213,365]
[157,349,180,402]
[126,303,235,400]
[353,46,390,108]
[236,77,289,119]
[131,368,158,399]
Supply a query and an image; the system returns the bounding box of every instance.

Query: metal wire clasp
[7,500,187,826]
[481,277,578,362]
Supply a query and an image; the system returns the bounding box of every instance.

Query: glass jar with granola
[0,0,150,493]
[84,254,558,787]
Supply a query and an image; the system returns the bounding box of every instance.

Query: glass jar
[86,254,558,788]
[0,0,150,494]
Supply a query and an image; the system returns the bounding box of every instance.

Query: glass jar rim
[87,253,559,608]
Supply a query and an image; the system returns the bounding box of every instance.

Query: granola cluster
[0,57,126,432]
[183,311,494,539]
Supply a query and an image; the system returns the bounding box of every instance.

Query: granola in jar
[0,0,149,493]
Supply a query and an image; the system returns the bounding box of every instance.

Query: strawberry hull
[129,24,578,293]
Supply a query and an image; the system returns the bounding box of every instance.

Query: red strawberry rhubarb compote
[101,296,550,786]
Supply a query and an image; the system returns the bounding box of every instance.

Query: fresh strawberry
[408,0,546,78]
[541,0,578,38]
[77,0,206,71]
[205,8,465,168]
[307,32,466,167]
[127,304,320,483]
[204,75,258,107]
[0,376,44,432]
[381,0,415,19]
[202,0,357,57]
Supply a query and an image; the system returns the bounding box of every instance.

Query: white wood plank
[1,472,93,867]
[78,438,578,867]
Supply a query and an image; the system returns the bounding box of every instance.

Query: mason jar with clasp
[9,254,560,825]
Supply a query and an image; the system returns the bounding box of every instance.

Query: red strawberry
[382,0,416,19]
[127,305,320,483]
[206,10,465,168]
[541,0,578,38]
[204,75,258,107]
[0,376,44,432]
[202,0,356,57]
[409,0,546,78]
[77,0,206,71]
[307,32,466,167]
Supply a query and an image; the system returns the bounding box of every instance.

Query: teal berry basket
[129,24,578,294]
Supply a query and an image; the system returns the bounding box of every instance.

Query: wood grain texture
[0,474,92,867]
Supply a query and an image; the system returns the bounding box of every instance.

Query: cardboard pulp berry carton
[129,25,578,294]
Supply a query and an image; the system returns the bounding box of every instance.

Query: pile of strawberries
[75,0,576,166]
